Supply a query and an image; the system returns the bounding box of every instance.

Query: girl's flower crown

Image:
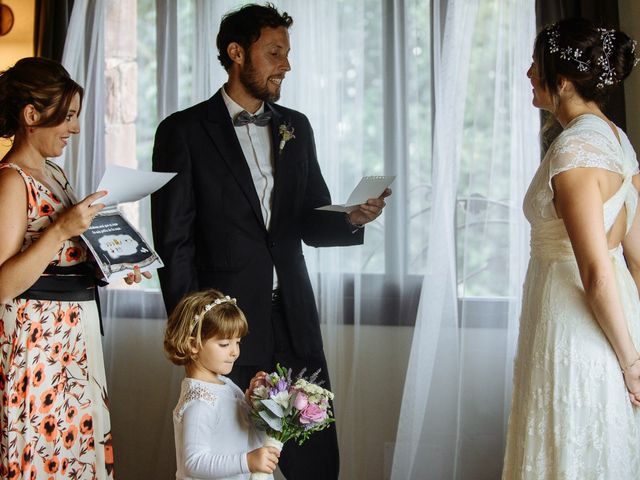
[192,296,236,328]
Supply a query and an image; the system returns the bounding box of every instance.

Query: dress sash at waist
[531,221,624,262]
[15,264,107,334]
[530,221,575,260]
[16,264,105,302]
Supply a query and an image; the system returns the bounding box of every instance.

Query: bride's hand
[622,359,640,407]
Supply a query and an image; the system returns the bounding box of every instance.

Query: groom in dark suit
[151,4,389,479]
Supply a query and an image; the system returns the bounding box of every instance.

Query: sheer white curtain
[390,0,539,479]
[60,0,106,197]
[60,0,540,478]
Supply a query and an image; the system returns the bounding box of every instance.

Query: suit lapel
[267,104,290,234]
[203,91,266,230]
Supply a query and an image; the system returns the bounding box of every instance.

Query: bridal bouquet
[248,364,334,479]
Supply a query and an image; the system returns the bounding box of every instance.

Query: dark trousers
[228,296,340,480]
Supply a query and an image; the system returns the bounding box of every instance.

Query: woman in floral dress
[0,58,146,479]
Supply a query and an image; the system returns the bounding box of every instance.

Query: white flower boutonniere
[278,122,295,153]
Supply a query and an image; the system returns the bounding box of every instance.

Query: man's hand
[347,188,392,226]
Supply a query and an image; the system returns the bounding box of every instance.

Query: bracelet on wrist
[621,356,640,374]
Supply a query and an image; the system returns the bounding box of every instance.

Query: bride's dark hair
[534,18,636,107]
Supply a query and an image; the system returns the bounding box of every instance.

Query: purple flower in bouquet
[270,377,289,396]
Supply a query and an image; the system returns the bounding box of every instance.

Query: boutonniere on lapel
[278,122,296,154]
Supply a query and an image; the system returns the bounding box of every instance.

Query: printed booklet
[81,208,163,281]
[80,165,176,281]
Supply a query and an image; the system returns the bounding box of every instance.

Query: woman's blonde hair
[164,289,248,366]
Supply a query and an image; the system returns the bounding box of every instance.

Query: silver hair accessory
[192,296,237,328]
[632,40,640,67]
[545,24,591,73]
[596,28,616,89]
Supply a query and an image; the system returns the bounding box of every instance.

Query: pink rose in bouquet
[292,391,309,411]
[299,403,327,424]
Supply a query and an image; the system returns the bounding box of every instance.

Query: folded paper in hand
[82,166,176,281]
[315,175,395,213]
[95,165,176,206]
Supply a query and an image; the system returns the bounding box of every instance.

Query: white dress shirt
[221,87,279,289]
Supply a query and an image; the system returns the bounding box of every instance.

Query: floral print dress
[0,162,114,479]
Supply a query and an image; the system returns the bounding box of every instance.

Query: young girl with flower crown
[164,289,280,480]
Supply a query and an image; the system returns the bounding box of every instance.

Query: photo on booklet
[81,208,163,281]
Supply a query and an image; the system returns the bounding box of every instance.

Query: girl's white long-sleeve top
[173,376,271,480]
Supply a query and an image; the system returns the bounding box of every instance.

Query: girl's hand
[245,371,268,403]
[123,265,152,285]
[247,446,279,474]
[622,359,640,407]
[53,191,107,240]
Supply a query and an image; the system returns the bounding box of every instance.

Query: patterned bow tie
[233,110,273,127]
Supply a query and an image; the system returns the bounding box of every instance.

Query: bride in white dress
[503,19,640,479]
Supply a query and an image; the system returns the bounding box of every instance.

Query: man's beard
[239,59,281,103]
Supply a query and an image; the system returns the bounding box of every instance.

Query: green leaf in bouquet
[259,410,283,431]
[261,398,285,418]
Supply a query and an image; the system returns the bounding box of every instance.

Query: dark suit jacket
[151,90,364,365]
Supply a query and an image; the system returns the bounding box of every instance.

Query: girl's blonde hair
[164,289,248,366]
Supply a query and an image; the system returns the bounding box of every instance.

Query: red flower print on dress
[32,363,45,387]
[27,321,43,347]
[64,305,80,327]
[61,351,72,366]
[28,394,37,420]
[21,443,33,470]
[44,456,59,474]
[39,388,57,413]
[38,415,59,442]
[87,436,95,450]
[60,457,69,475]
[17,369,30,398]
[101,431,115,475]
[17,303,29,323]
[63,424,78,449]
[28,465,37,480]
[65,246,81,263]
[8,392,21,407]
[38,200,54,217]
[66,405,78,422]
[50,192,62,204]
[27,183,38,211]
[6,462,20,479]
[50,342,62,359]
[80,414,94,435]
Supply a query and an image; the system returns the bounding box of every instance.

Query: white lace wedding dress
[502,114,640,479]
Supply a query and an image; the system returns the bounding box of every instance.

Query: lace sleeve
[548,128,623,184]
[174,382,218,423]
